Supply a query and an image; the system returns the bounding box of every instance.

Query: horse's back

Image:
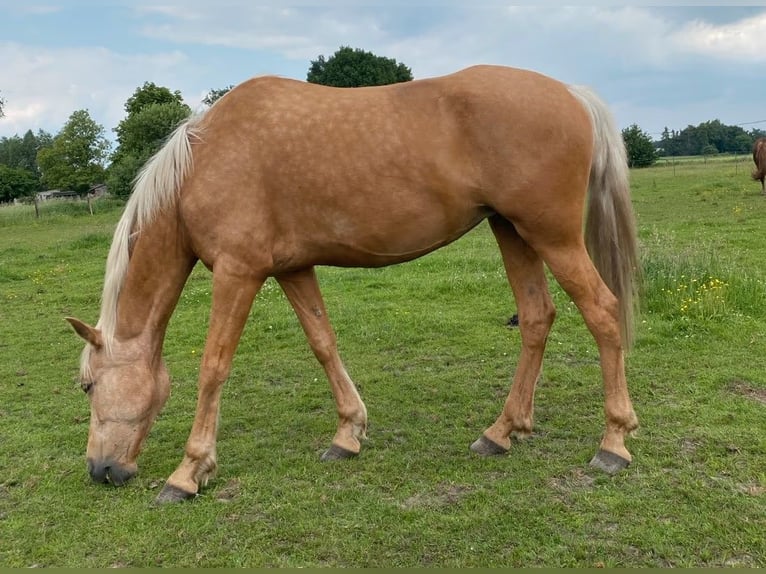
[197,64,585,167]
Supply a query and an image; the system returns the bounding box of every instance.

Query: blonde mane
[80,113,205,378]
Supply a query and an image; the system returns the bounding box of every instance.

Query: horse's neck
[115,209,196,348]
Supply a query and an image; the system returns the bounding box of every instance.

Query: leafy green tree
[0,165,39,201]
[105,153,145,198]
[203,85,233,106]
[734,134,752,154]
[0,91,5,118]
[659,127,682,157]
[622,124,657,168]
[113,102,190,161]
[37,110,110,193]
[124,82,185,117]
[307,46,413,87]
[701,144,718,162]
[0,131,52,195]
[0,135,26,169]
[0,130,52,176]
[108,83,191,198]
[108,102,190,197]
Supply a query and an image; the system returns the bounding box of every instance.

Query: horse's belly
[293,205,491,268]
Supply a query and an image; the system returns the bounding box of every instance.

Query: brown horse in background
[753,137,766,194]
[66,65,640,504]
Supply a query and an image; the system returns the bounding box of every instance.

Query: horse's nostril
[109,465,134,486]
[87,458,110,483]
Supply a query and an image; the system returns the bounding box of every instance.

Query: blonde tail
[568,85,640,349]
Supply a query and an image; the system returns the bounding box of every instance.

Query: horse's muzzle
[87,458,136,486]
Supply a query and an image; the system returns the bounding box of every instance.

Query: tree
[37,110,110,193]
[701,143,718,163]
[124,82,185,117]
[622,124,657,168]
[0,91,5,119]
[307,46,413,87]
[0,130,52,194]
[734,134,752,154]
[203,85,233,107]
[659,127,681,157]
[0,130,52,175]
[113,102,190,161]
[0,135,27,170]
[108,102,190,197]
[108,83,191,198]
[0,165,39,202]
[105,153,145,199]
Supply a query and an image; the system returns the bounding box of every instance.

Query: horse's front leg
[156,263,263,504]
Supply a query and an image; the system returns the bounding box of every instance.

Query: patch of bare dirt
[400,482,473,510]
[548,468,596,493]
[728,379,766,405]
[737,483,765,497]
[680,438,701,456]
[215,478,241,502]
[723,554,756,567]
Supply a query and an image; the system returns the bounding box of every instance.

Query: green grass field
[0,158,764,567]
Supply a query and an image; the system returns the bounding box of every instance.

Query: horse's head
[67,317,170,486]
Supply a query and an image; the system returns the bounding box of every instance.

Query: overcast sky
[1,3,765,144]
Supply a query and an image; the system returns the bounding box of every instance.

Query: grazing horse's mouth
[87,459,136,486]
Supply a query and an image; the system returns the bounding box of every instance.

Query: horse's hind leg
[540,243,638,473]
[471,215,556,455]
[277,267,368,460]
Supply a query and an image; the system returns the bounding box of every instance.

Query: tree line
[658,121,765,157]
[620,121,765,169]
[2,46,763,201]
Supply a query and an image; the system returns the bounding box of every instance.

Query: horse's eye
[81,381,94,394]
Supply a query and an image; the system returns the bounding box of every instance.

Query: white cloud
[673,12,766,62]
[0,42,190,139]
[137,4,390,61]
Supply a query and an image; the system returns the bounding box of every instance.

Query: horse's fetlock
[194,456,217,486]
[616,408,639,431]
[512,416,534,436]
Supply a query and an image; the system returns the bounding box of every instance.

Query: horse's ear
[65,317,103,349]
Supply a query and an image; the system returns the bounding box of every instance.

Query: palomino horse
[67,65,640,504]
[753,137,766,194]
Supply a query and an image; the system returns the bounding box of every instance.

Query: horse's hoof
[153,483,197,505]
[320,443,358,461]
[589,449,631,474]
[469,435,509,456]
